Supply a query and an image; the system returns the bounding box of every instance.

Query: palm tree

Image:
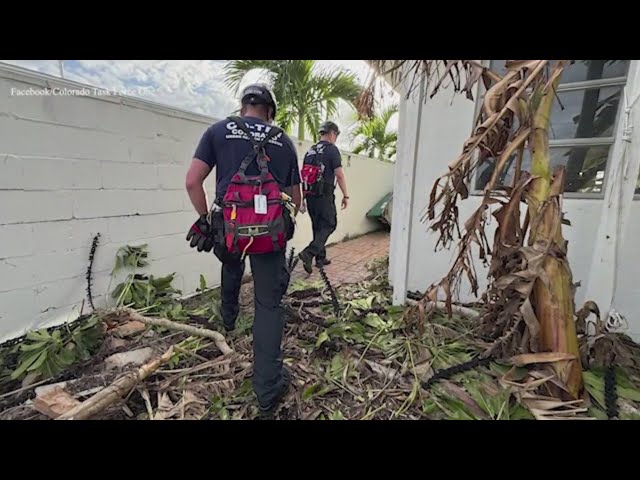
[223,60,362,141]
[363,60,586,400]
[351,105,399,161]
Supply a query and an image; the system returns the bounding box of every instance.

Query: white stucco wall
[0,64,393,342]
[390,60,640,340]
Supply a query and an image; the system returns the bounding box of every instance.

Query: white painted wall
[390,60,640,340]
[0,64,393,342]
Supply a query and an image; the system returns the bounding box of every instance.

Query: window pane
[554,145,610,193]
[475,145,610,193]
[550,86,622,140]
[556,60,629,84]
[488,60,629,84]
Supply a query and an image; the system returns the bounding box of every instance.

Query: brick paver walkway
[291,230,389,285]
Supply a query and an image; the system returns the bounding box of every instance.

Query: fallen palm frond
[3,254,640,420]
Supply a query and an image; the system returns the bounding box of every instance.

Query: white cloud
[1,59,399,151]
[2,60,61,77]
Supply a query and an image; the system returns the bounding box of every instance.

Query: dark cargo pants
[221,250,289,408]
[302,191,337,262]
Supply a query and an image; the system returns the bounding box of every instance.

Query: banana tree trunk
[527,69,584,399]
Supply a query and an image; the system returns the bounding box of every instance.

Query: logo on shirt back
[305,144,324,157]
[225,120,284,147]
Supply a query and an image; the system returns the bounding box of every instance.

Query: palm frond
[304,108,322,143]
[222,60,364,140]
[350,103,399,161]
[312,68,362,105]
[275,104,297,135]
[222,60,279,94]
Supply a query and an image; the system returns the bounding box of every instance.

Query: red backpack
[222,117,291,259]
[301,143,326,197]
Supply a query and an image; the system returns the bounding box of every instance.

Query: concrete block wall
[0,64,394,341]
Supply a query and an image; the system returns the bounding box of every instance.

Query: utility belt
[308,182,335,198]
[209,196,295,265]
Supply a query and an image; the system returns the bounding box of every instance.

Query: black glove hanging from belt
[186,214,215,252]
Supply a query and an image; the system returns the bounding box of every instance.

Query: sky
[1,60,398,152]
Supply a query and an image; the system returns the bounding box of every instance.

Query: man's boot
[316,258,331,267]
[258,367,291,420]
[298,251,313,274]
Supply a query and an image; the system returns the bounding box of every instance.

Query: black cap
[319,121,340,135]
[241,83,277,120]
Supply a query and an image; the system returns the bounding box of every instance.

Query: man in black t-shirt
[298,121,350,273]
[185,84,301,418]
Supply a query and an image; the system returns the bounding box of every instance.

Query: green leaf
[235,379,253,398]
[588,407,608,420]
[11,349,45,379]
[57,348,77,366]
[209,302,221,322]
[25,329,51,342]
[328,410,345,420]
[302,384,320,401]
[126,254,137,268]
[189,306,211,317]
[365,295,375,309]
[26,349,49,372]
[508,403,534,420]
[442,397,477,420]
[328,353,346,381]
[199,274,207,291]
[386,305,405,315]
[422,399,440,415]
[288,279,324,294]
[77,315,100,331]
[618,385,640,402]
[349,298,371,311]
[111,282,125,299]
[583,371,606,409]
[361,313,387,330]
[316,331,329,348]
[151,274,175,289]
[20,341,49,352]
[112,255,124,274]
[123,289,133,305]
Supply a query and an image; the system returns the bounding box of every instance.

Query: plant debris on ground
[2,246,640,420]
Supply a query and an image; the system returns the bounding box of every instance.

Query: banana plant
[362,60,585,398]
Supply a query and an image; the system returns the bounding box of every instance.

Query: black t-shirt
[193,116,300,200]
[302,141,342,187]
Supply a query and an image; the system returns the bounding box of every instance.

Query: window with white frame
[475,60,630,196]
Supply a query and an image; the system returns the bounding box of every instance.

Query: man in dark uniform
[185,83,301,417]
[298,121,350,273]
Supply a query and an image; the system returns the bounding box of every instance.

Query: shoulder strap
[228,116,283,181]
[313,142,325,168]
